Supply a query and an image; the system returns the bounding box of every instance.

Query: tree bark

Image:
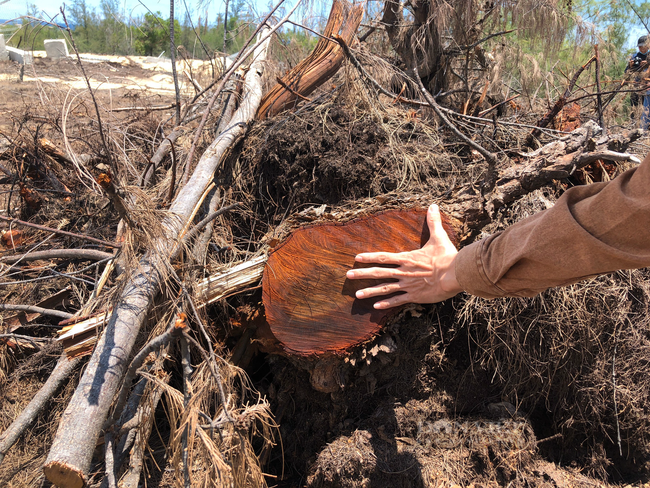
[257,0,363,119]
[42,27,272,488]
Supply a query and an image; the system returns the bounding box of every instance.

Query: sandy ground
[0,53,227,132]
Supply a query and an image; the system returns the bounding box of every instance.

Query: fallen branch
[181,0,299,186]
[525,55,596,147]
[0,304,73,320]
[109,104,177,112]
[594,45,604,129]
[257,0,364,119]
[0,249,113,264]
[42,27,273,488]
[0,355,81,466]
[0,215,121,249]
[413,63,498,166]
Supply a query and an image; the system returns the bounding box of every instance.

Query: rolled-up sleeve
[455,152,650,299]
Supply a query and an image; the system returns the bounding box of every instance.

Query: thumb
[425,204,453,248]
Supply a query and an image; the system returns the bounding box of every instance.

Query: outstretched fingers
[354,282,403,299]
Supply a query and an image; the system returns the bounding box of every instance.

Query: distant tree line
[5,0,317,59]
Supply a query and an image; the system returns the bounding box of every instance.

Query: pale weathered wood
[56,255,267,355]
[0,248,113,264]
[42,28,273,488]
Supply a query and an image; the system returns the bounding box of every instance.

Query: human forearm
[455,154,650,298]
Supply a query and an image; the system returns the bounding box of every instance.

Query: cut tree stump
[262,208,459,355]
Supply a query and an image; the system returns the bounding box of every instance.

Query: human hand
[345,204,463,309]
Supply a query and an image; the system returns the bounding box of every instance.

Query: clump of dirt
[238,104,389,214]
[232,94,463,231]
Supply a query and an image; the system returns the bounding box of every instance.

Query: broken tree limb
[524,55,596,147]
[181,0,300,186]
[257,0,364,119]
[445,120,644,223]
[0,215,121,249]
[196,254,267,307]
[0,304,73,320]
[413,63,498,166]
[42,27,272,488]
[0,249,113,264]
[0,354,81,467]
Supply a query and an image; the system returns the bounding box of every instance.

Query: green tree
[135,12,180,57]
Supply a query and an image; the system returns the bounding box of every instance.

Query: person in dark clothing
[626,35,649,113]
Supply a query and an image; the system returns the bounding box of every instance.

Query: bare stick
[107,317,186,429]
[594,44,604,129]
[0,354,81,466]
[223,0,230,56]
[0,304,73,320]
[622,0,650,35]
[109,104,177,112]
[118,384,166,488]
[177,203,241,252]
[0,334,52,347]
[180,335,192,487]
[104,432,117,488]
[170,0,181,125]
[60,8,114,171]
[0,249,113,264]
[192,188,220,264]
[612,323,623,457]
[0,215,121,249]
[412,63,497,165]
[141,128,184,187]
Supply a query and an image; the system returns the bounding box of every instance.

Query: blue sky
[1,0,314,26]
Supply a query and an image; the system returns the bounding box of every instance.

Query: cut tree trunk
[263,209,460,355]
[42,28,272,488]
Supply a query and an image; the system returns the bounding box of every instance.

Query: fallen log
[42,28,273,488]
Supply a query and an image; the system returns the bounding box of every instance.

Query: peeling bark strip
[256,0,363,119]
[42,28,272,488]
[262,209,460,355]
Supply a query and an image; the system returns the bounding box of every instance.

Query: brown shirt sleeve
[454,152,650,299]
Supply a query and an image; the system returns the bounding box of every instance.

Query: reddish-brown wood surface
[262,209,458,355]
